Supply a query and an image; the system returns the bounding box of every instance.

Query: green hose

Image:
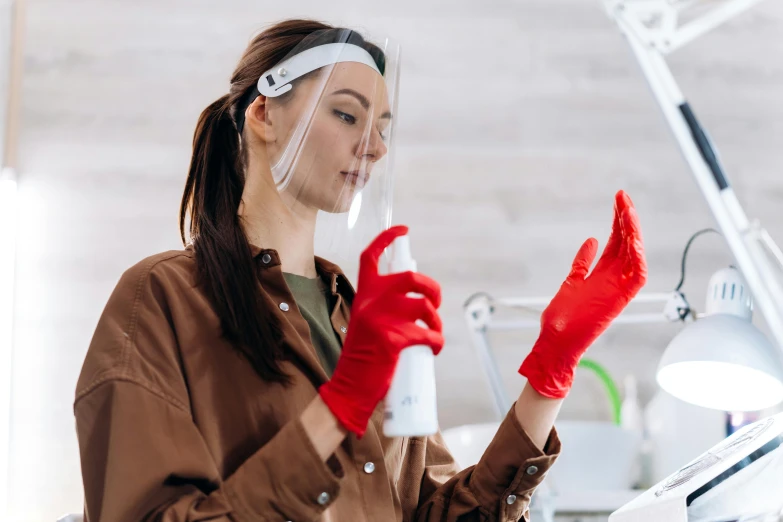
[578,358,623,426]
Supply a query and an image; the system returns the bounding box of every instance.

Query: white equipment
[609,412,783,521]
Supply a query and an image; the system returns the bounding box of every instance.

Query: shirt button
[317,491,330,505]
[279,302,290,312]
[526,465,539,475]
[261,253,272,264]
[363,461,375,474]
[506,494,517,505]
[340,326,347,334]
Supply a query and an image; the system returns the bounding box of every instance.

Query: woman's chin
[317,200,350,215]
[317,190,358,214]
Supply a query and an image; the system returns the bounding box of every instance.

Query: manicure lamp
[656,230,783,412]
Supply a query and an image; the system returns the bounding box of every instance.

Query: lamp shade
[657,268,783,412]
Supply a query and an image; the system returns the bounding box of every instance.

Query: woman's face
[264,62,392,214]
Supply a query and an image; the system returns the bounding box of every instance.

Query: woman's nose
[356,129,387,161]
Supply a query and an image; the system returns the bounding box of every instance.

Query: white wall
[0,2,17,518]
[0,0,13,163]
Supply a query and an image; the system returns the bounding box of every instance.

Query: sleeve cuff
[225,416,343,521]
[470,403,561,520]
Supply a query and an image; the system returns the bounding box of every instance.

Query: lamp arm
[605,0,783,356]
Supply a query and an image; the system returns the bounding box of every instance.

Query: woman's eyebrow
[331,88,392,119]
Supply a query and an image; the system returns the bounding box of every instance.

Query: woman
[75,19,647,522]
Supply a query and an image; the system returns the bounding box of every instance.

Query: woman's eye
[334,110,356,124]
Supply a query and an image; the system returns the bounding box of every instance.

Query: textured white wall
[1,2,18,519]
[6,0,783,519]
[0,0,13,164]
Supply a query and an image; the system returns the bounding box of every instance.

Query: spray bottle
[383,235,439,437]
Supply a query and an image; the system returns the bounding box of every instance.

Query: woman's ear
[245,95,276,143]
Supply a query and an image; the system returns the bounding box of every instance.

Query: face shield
[238,29,400,280]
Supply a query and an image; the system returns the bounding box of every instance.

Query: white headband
[257,42,383,98]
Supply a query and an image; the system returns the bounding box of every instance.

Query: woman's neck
[239,160,318,278]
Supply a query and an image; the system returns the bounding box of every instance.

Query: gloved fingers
[618,198,641,241]
[396,294,443,333]
[566,238,599,283]
[616,189,634,212]
[594,190,633,272]
[602,192,625,257]
[376,294,442,333]
[621,206,648,288]
[385,271,442,308]
[359,225,409,276]
[395,323,446,355]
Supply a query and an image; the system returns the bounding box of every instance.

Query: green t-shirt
[283,272,343,377]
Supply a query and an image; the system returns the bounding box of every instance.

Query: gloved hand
[518,191,648,399]
[319,225,445,437]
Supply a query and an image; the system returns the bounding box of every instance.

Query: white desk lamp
[658,265,783,412]
[653,229,783,412]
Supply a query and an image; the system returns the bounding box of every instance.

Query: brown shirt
[75,246,560,522]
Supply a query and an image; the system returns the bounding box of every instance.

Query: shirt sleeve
[414,405,561,522]
[75,257,344,522]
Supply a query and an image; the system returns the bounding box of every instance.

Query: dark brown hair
[179,20,385,382]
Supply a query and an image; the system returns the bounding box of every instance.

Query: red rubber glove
[319,225,445,437]
[518,190,648,399]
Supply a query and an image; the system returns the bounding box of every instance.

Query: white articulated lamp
[657,267,783,412]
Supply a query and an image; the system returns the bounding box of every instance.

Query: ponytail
[179,96,288,383]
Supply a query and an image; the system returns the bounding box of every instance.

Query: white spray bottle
[383,235,439,437]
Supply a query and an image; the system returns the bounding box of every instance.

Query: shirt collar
[248,243,355,298]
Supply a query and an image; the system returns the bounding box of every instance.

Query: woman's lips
[341,171,369,187]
